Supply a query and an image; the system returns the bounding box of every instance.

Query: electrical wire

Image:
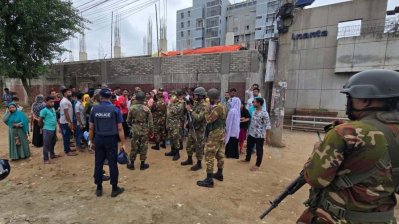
[86,0,156,28]
[86,0,158,33]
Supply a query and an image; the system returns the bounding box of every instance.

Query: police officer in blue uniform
[89,88,125,197]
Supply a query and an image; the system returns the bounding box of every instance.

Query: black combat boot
[140,161,150,170]
[213,168,223,181]
[160,141,166,148]
[126,161,135,170]
[190,160,202,171]
[197,173,214,188]
[96,184,103,197]
[151,143,160,150]
[165,147,175,156]
[173,149,180,161]
[111,185,124,198]
[181,156,193,166]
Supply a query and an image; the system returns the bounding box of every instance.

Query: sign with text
[292,30,328,40]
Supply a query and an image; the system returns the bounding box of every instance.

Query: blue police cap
[99,88,112,98]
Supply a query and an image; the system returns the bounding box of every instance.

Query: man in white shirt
[245,83,261,100]
[75,92,86,152]
[60,88,77,156]
[246,88,266,112]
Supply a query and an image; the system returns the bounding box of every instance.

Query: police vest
[92,104,118,136]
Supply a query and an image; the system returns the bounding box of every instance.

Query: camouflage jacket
[166,100,184,129]
[151,99,167,120]
[206,102,226,138]
[126,102,154,135]
[303,112,397,216]
[190,100,210,131]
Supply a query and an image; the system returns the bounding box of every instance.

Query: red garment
[113,100,122,111]
[118,96,128,115]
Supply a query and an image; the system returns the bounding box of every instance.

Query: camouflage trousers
[297,208,397,224]
[130,134,148,162]
[153,121,166,143]
[186,128,205,160]
[204,131,224,173]
[168,126,181,150]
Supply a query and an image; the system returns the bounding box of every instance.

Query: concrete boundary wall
[3,50,262,104]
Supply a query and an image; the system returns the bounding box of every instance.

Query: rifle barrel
[259,172,306,220]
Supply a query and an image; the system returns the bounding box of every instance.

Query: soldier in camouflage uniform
[181,87,210,171]
[197,88,226,188]
[165,89,185,161]
[151,88,167,150]
[177,91,186,156]
[297,69,399,224]
[126,91,154,171]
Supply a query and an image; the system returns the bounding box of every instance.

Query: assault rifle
[183,98,197,141]
[260,171,306,219]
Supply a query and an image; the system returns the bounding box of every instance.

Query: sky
[63,0,397,61]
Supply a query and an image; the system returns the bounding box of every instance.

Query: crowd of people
[1,83,271,195]
[2,69,399,223]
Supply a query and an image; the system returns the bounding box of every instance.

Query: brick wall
[3,50,261,103]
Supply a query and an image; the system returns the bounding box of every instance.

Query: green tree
[0,0,85,99]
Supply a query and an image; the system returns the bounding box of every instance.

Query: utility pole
[111,11,113,59]
[155,4,160,56]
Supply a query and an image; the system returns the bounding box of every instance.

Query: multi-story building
[176,0,203,50]
[204,0,229,47]
[176,0,229,50]
[255,0,280,40]
[226,0,257,49]
[176,0,280,50]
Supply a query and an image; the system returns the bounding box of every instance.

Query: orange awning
[161,45,242,57]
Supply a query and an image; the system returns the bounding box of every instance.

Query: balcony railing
[337,20,399,39]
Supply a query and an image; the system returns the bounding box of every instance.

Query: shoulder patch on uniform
[334,123,357,136]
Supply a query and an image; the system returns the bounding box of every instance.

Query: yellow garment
[83,94,90,107]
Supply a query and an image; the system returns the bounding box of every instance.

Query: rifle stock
[260,171,306,220]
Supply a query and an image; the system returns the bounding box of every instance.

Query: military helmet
[341,69,399,99]
[193,87,206,96]
[175,89,184,96]
[207,88,220,100]
[0,159,10,181]
[135,91,146,101]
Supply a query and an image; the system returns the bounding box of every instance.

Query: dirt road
[0,113,397,224]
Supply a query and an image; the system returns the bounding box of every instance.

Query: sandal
[250,166,259,171]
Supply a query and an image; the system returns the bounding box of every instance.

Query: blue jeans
[60,123,72,153]
[43,129,56,161]
[76,125,83,149]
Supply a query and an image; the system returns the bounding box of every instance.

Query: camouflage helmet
[207,88,220,100]
[135,91,146,101]
[193,87,206,96]
[175,89,184,96]
[341,69,399,99]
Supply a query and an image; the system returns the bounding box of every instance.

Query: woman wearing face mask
[3,102,31,160]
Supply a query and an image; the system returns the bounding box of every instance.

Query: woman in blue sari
[3,102,31,160]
